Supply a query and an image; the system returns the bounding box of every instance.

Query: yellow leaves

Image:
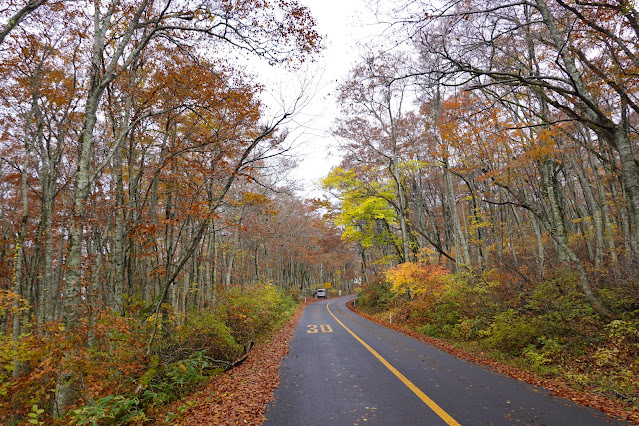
[241,191,269,206]
[0,290,29,314]
[321,167,357,191]
[385,261,450,298]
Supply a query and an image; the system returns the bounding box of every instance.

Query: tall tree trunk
[540,159,570,263]
[13,123,31,377]
[540,158,610,317]
[592,158,620,275]
[212,219,218,298]
[614,129,639,258]
[571,155,604,269]
[444,160,470,266]
[530,211,545,277]
[390,149,411,263]
[112,141,126,311]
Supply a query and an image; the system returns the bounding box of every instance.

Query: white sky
[246,0,389,195]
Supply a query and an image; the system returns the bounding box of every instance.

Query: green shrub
[527,276,594,327]
[417,323,443,337]
[427,298,462,336]
[143,351,221,407]
[411,273,496,340]
[483,310,541,355]
[451,317,489,341]
[218,284,296,346]
[605,319,639,346]
[356,279,393,312]
[177,311,242,361]
[522,346,558,376]
[522,337,563,376]
[71,395,147,425]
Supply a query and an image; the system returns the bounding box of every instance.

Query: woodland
[0,0,356,423]
[324,0,639,417]
[1,0,639,424]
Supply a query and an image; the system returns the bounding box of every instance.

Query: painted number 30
[307,324,333,333]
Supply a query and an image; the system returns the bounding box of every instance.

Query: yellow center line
[327,301,461,426]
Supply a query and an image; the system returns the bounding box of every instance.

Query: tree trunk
[571,155,604,269]
[444,160,470,266]
[530,210,545,277]
[391,149,411,263]
[540,159,610,317]
[540,159,570,263]
[13,123,30,377]
[112,141,126,311]
[614,129,639,258]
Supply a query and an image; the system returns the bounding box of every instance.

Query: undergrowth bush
[356,279,393,312]
[218,284,296,347]
[354,265,639,407]
[0,313,147,424]
[174,311,242,361]
[482,309,541,355]
[0,284,298,424]
[71,395,147,425]
[522,336,562,376]
[140,351,223,409]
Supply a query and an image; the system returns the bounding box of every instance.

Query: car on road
[315,288,327,298]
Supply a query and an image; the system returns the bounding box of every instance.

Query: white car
[316,288,327,298]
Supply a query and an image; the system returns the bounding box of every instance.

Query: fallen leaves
[151,301,309,425]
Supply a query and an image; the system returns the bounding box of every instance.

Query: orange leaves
[435,90,566,191]
[0,312,147,423]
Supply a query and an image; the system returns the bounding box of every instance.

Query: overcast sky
[247,0,389,194]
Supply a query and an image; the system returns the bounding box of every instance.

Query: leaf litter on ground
[151,300,310,425]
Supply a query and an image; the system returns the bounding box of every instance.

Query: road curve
[264,295,629,426]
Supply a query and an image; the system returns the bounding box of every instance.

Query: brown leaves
[151,301,308,425]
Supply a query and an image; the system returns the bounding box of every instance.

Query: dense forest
[323,0,639,413]
[0,1,356,423]
[1,0,639,423]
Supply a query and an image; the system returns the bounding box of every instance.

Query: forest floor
[150,299,311,425]
[348,302,639,425]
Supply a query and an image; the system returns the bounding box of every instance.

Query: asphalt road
[263,295,629,426]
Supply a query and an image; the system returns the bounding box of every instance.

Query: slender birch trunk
[571,156,604,269]
[444,160,470,266]
[13,120,31,377]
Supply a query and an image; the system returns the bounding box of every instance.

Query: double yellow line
[327,302,461,426]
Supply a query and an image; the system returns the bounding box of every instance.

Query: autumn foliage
[323,0,639,415]
[385,260,449,300]
[0,285,301,424]
[0,0,360,423]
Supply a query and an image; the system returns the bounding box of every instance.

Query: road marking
[320,324,333,333]
[307,324,333,333]
[327,302,461,426]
